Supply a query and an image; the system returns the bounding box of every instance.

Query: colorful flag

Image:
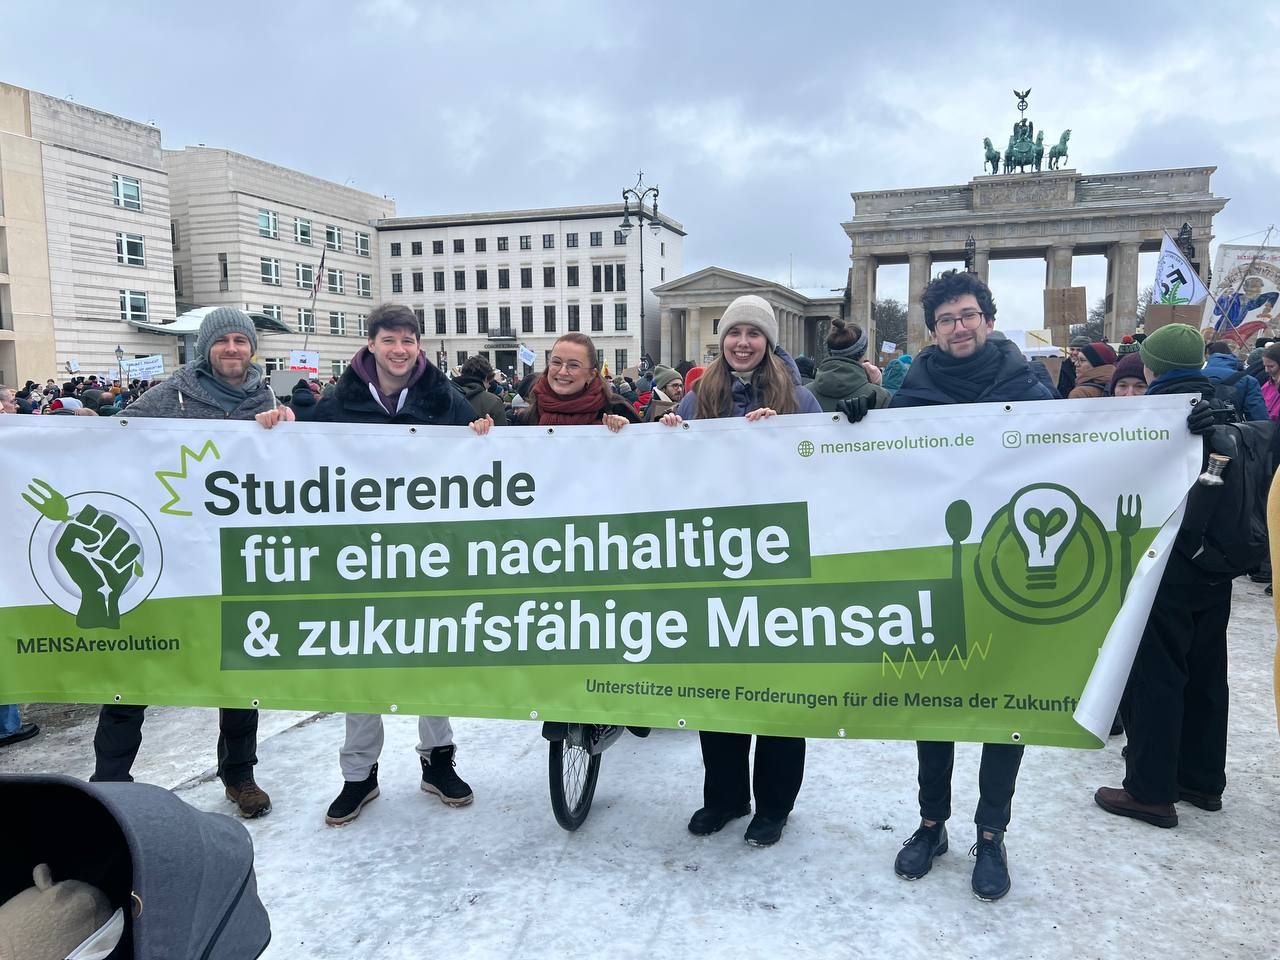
[1153,232,1208,307]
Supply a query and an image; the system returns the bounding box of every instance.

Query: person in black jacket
[257,304,490,825]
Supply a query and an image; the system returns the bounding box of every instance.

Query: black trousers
[699,731,805,819]
[1121,578,1231,804]
[91,704,259,785]
[915,740,1024,832]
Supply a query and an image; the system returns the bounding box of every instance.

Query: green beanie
[1139,324,1205,376]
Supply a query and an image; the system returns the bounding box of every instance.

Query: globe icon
[797,440,815,458]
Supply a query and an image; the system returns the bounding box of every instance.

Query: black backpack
[1176,419,1276,576]
[1209,370,1249,423]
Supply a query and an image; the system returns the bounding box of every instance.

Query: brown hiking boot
[225,778,272,819]
[1094,786,1176,828]
[1178,787,1223,812]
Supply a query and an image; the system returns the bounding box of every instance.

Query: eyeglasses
[548,358,587,373]
[933,309,986,333]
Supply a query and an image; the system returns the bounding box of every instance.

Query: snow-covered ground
[5,580,1278,959]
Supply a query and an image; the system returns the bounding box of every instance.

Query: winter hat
[1248,347,1266,366]
[825,319,869,361]
[718,295,778,351]
[0,863,118,960]
[195,307,258,365]
[1080,342,1117,367]
[1116,334,1140,356]
[1109,352,1147,393]
[1069,335,1092,348]
[1140,323,1205,375]
[684,365,706,393]
[652,364,681,391]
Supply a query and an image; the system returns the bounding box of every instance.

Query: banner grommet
[529,710,538,719]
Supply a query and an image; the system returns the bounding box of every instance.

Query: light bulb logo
[1010,487,1080,591]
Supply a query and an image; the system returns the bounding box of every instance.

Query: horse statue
[1033,131,1045,172]
[1004,131,1036,173]
[1048,129,1071,170]
[983,137,1001,175]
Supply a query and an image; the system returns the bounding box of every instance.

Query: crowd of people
[2,270,1273,905]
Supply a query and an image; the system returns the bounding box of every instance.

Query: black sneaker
[325,763,379,826]
[688,804,750,836]
[0,723,39,748]
[970,828,1011,901]
[895,821,948,879]
[744,813,787,847]
[421,745,474,806]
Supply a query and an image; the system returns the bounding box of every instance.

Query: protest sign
[121,355,165,379]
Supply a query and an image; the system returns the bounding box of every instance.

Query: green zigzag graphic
[881,633,994,679]
[155,439,221,516]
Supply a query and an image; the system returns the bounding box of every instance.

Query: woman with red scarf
[517,333,641,430]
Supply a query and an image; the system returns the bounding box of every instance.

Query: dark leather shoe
[688,804,750,836]
[970,829,1011,901]
[895,821,948,879]
[0,723,38,748]
[1178,787,1223,812]
[744,813,787,847]
[1094,786,1177,828]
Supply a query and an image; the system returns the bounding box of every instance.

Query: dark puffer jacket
[306,361,478,426]
[808,356,891,413]
[890,338,1054,407]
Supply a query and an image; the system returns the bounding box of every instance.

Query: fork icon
[1115,494,1143,599]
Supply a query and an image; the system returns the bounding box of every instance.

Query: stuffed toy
[0,864,123,960]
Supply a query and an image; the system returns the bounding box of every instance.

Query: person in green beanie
[644,364,685,421]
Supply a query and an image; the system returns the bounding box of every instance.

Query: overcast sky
[4,0,1277,328]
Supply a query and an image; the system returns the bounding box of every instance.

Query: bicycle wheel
[548,724,601,831]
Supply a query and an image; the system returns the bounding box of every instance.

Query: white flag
[1152,233,1209,307]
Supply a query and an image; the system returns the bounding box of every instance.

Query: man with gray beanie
[90,306,274,818]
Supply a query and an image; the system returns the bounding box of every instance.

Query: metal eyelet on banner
[677,718,686,728]
[546,428,555,435]
[1003,405,1013,412]
[681,422,690,430]
[830,415,841,422]
[251,698,260,708]
[113,694,121,702]
[838,728,846,737]
[1011,731,1022,742]
[529,710,539,719]
[1147,550,1157,558]
[118,419,129,427]
[408,427,417,435]
[389,704,398,713]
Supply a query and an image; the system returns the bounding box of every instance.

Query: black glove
[1186,399,1231,435]
[837,396,870,424]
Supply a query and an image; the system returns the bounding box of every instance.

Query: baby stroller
[0,774,270,959]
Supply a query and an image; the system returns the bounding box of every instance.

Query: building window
[475,237,487,253]
[434,271,445,292]
[544,266,555,288]
[520,267,532,289]
[497,236,509,252]
[519,235,531,250]
[413,308,425,333]
[520,306,534,333]
[590,303,604,331]
[543,233,555,249]
[477,306,489,333]
[615,349,628,372]
[391,272,403,294]
[173,265,184,296]
[390,242,402,257]
[298,307,315,334]
[327,225,343,252]
[660,241,666,256]
[260,257,281,286]
[567,265,579,288]
[456,350,468,366]
[454,270,466,291]
[590,231,602,247]
[498,306,512,336]
[434,308,447,335]
[119,289,148,323]
[262,304,282,322]
[356,313,368,337]
[433,240,444,255]
[544,305,556,333]
[566,232,578,248]
[295,218,312,245]
[412,271,424,293]
[614,230,626,245]
[171,221,180,249]
[263,357,285,373]
[617,265,626,291]
[115,233,145,266]
[614,303,628,330]
[331,360,345,376]
[661,267,665,281]
[567,304,580,331]
[453,238,465,254]
[592,264,602,293]
[455,307,467,334]
[476,269,488,290]
[604,264,614,293]
[219,253,230,291]
[296,263,315,290]
[498,268,510,289]
[329,311,346,336]
[258,209,278,239]
[356,232,371,257]
[113,174,142,211]
[356,273,371,298]
[328,268,345,294]
[411,241,423,256]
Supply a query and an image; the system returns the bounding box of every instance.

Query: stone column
[850,255,875,340]
[907,252,932,353]
[1113,241,1141,338]
[973,249,990,285]
[1046,244,1073,289]
[1104,245,1118,339]
[686,306,702,364]
[659,307,674,365]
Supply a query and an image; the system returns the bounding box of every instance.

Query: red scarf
[530,375,609,425]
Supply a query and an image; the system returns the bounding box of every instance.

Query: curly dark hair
[921,269,997,331]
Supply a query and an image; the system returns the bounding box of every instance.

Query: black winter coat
[304,363,478,426]
[890,339,1054,408]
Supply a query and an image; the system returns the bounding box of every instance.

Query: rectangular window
[520,267,532,289]
[604,264,614,292]
[521,306,534,333]
[614,302,628,330]
[173,265,183,296]
[660,241,666,256]
[567,265,579,287]
[298,307,315,334]
[327,268,345,294]
[453,238,465,254]
[296,263,315,290]
[590,231,602,247]
[113,174,142,211]
[476,269,488,290]
[592,265,602,293]
[219,253,230,290]
[544,305,556,333]
[413,271,424,293]
[434,271,445,292]
[614,230,626,245]
[434,308,447,335]
[356,273,371,298]
[327,225,343,252]
[498,306,512,336]
[433,240,444,255]
[566,232,578,248]
[519,235,531,250]
[411,241,423,256]
[497,236,509,252]
[118,289,148,323]
[615,349,628,372]
[356,313,368,337]
[477,307,489,334]
[258,209,278,239]
[329,311,346,336]
[567,304,580,331]
[543,233,555,249]
[457,350,468,365]
[455,307,467,334]
[616,264,626,291]
[262,304,282,321]
[171,221,180,249]
[413,308,426,334]
[115,233,145,266]
[591,303,604,331]
[475,237,487,253]
[661,267,665,281]
[390,242,402,257]
[454,270,466,291]
[260,257,281,285]
[295,217,312,245]
[391,272,403,294]
[356,232,371,257]
[332,360,345,376]
[498,268,510,289]
[544,266,555,288]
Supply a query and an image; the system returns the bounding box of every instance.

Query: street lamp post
[964,233,977,274]
[618,171,661,371]
[114,344,125,385]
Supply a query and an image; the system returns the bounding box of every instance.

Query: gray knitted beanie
[195,307,258,364]
[718,295,779,351]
